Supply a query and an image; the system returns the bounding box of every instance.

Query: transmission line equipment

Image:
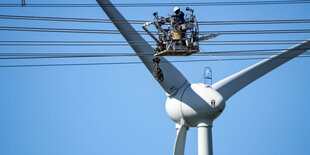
[142,7,219,56]
[142,7,219,81]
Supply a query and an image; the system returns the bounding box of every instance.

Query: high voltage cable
[0,56,309,68]
[0,43,301,46]
[0,26,125,35]
[1,26,310,35]
[1,48,309,58]
[0,15,146,24]
[1,0,310,7]
[198,19,310,25]
[1,15,310,25]
[2,52,310,60]
[0,40,305,43]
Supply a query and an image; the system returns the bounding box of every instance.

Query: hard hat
[174,7,180,12]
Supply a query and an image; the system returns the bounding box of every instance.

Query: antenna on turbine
[204,66,212,86]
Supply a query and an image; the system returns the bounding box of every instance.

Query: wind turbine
[96,0,310,155]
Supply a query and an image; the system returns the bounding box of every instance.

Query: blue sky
[0,0,310,155]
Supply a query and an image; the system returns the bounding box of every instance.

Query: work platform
[154,49,199,56]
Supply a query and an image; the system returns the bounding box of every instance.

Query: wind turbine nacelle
[166,83,226,127]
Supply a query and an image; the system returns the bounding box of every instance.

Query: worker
[172,7,186,46]
[172,7,184,24]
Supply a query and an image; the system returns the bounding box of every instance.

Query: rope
[152,56,163,82]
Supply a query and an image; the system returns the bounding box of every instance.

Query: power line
[1,0,310,7]
[198,19,310,25]
[201,29,310,35]
[2,52,310,59]
[0,43,301,46]
[0,39,305,43]
[0,55,309,68]
[200,40,306,42]
[1,26,310,35]
[0,15,146,24]
[1,48,309,58]
[1,15,310,25]
[0,26,127,34]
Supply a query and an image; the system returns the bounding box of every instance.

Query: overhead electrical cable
[1,26,310,35]
[0,15,146,24]
[0,26,128,35]
[0,40,305,43]
[1,52,310,59]
[1,48,309,58]
[1,0,310,7]
[198,19,310,25]
[1,15,310,25]
[0,55,310,68]
[0,43,301,46]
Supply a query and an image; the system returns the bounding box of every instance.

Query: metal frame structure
[142,8,200,56]
[96,0,310,155]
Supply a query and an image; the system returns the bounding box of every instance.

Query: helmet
[174,7,180,13]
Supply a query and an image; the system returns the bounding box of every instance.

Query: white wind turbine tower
[96,0,310,155]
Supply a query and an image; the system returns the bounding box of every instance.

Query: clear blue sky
[0,0,310,155]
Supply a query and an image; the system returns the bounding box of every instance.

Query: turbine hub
[166,83,226,127]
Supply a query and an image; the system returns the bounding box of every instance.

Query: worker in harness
[142,6,220,57]
[172,7,185,24]
[172,7,186,46]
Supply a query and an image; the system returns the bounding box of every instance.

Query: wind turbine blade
[212,39,310,101]
[96,0,189,96]
[173,125,188,155]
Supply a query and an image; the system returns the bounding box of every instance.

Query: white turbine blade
[212,39,310,101]
[96,0,189,96]
[173,125,188,155]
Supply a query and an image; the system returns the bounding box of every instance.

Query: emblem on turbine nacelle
[166,83,226,127]
[211,100,216,107]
